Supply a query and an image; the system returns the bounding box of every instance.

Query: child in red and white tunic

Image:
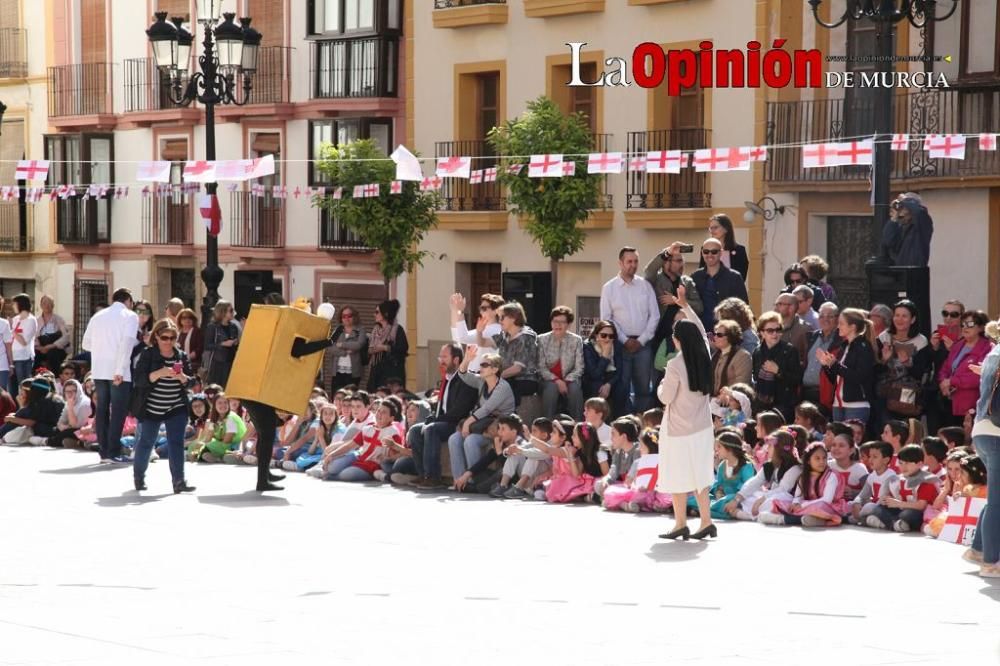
[602,429,671,513]
[827,433,868,503]
[311,394,377,480]
[341,401,404,482]
[851,441,898,525]
[762,442,848,527]
[866,444,941,532]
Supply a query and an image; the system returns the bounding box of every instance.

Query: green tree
[315,139,440,285]
[488,96,602,301]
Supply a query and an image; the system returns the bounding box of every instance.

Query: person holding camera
[880,193,933,267]
[644,241,703,368]
[691,238,749,331]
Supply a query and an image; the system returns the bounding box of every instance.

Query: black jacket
[752,340,803,419]
[428,372,479,426]
[823,337,876,404]
[132,346,195,420]
[699,244,750,282]
[690,264,749,327]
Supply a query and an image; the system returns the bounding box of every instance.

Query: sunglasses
[136,309,152,315]
[941,310,962,318]
[713,329,726,336]
[961,321,979,329]
[597,332,614,339]
[159,335,177,341]
[702,249,720,255]
[762,327,782,334]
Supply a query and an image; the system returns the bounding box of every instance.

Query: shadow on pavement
[41,463,121,475]
[197,492,290,508]
[96,492,172,507]
[645,541,710,562]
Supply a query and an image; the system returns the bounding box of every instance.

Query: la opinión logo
[566,40,823,95]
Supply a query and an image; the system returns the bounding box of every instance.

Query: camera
[678,244,694,253]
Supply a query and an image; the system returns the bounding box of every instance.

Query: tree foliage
[315,139,440,283]
[487,96,602,263]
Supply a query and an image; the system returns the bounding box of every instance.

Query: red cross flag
[746,146,768,162]
[244,155,276,180]
[390,180,402,194]
[629,156,647,172]
[506,164,524,176]
[27,187,44,203]
[802,143,848,168]
[198,192,222,236]
[0,187,14,202]
[939,495,986,545]
[587,152,623,174]
[891,134,910,151]
[646,150,686,173]
[293,186,302,199]
[115,186,129,200]
[528,154,564,178]
[469,169,483,185]
[979,133,998,151]
[15,160,50,182]
[272,185,287,199]
[923,134,942,151]
[332,187,343,200]
[694,147,750,172]
[927,134,966,159]
[141,186,151,198]
[363,183,380,197]
[184,160,217,182]
[353,185,365,198]
[562,161,576,176]
[837,139,874,165]
[251,184,265,197]
[136,160,171,183]
[420,176,442,192]
[436,156,472,179]
[484,167,498,182]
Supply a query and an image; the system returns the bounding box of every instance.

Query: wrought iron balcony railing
[434,0,507,7]
[230,191,284,249]
[318,205,373,251]
[48,63,113,117]
[123,57,182,113]
[310,36,398,99]
[626,128,712,209]
[434,139,505,212]
[0,28,27,78]
[0,200,32,252]
[142,193,192,245]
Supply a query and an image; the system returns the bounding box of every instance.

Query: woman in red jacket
[937,309,994,426]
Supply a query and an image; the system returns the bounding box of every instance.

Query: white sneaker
[534,489,547,501]
[390,473,417,485]
[243,454,257,465]
[892,519,912,533]
[373,470,387,482]
[306,465,325,479]
[623,501,640,513]
[29,436,47,446]
[281,460,299,472]
[758,512,785,525]
[801,515,826,528]
[865,515,886,530]
[734,510,753,521]
[962,548,984,564]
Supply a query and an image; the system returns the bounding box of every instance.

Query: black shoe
[659,526,691,540]
[134,478,147,491]
[173,482,195,494]
[256,482,284,492]
[690,524,718,540]
[269,472,285,482]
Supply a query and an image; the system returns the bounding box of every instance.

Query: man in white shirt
[599,246,660,413]
[82,288,139,463]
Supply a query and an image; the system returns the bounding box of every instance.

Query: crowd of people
[1,201,998,580]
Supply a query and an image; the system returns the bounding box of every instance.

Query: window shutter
[0,119,24,183]
[157,0,191,22]
[0,0,19,29]
[247,0,284,47]
[160,138,189,161]
[80,0,107,63]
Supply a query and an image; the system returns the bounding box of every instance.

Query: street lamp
[145,10,262,330]
[743,196,786,223]
[806,0,957,260]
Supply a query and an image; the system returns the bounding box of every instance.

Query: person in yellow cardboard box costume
[226,296,337,491]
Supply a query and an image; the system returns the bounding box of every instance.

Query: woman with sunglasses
[925,300,965,432]
[751,311,803,423]
[937,310,993,427]
[131,319,196,494]
[450,293,502,373]
[328,305,367,391]
[700,213,749,282]
[583,320,621,412]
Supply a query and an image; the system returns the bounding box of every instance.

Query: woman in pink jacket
[937,310,994,425]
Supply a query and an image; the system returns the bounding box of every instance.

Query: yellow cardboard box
[226,305,332,415]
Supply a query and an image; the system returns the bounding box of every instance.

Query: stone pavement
[2,444,997,666]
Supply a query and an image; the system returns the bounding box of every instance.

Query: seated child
[686,431,754,520]
[925,453,987,538]
[725,430,801,521]
[750,411,784,469]
[583,398,612,450]
[641,408,663,430]
[794,401,827,441]
[922,436,948,481]
[292,402,343,472]
[189,393,246,462]
[544,421,609,503]
[710,386,752,429]
[453,415,524,494]
[763,442,848,527]
[495,417,554,500]
[850,441,898,525]
[278,401,320,471]
[323,400,403,482]
[937,426,966,451]
[865,443,940,532]
[827,432,868,503]
[604,428,671,513]
[593,417,641,499]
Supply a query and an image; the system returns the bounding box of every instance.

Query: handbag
[883,376,923,417]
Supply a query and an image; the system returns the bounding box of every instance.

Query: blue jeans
[408,421,456,479]
[95,379,132,459]
[323,451,357,480]
[621,343,653,414]
[832,406,870,425]
[972,434,1000,564]
[0,371,8,396]
[12,359,33,390]
[133,410,188,486]
[447,432,488,479]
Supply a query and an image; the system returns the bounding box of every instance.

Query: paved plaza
[2,445,997,665]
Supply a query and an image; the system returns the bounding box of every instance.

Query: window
[477,73,500,139]
[44,133,114,244]
[73,278,108,350]
[570,64,596,133]
[311,35,398,98]
[845,22,891,137]
[308,0,401,36]
[309,118,393,184]
[157,0,191,22]
[0,279,34,317]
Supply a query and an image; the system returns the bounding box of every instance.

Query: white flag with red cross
[293,186,302,199]
[363,183,380,198]
[693,147,750,172]
[136,160,171,183]
[528,154,564,178]
[587,152,623,174]
[198,192,222,236]
[332,187,343,200]
[561,161,576,177]
[27,187,44,203]
[390,180,402,195]
[272,185,287,199]
[939,496,985,546]
[506,164,524,176]
[183,160,217,182]
[115,186,129,200]
[420,176,442,192]
[891,134,910,151]
[978,133,998,151]
[923,134,941,151]
[15,160,50,182]
[244,155,276,180]
[436,156,472,179]
[927,134,966,159]
[0,187,14,202]
[628,156,648,172]
[352,185,365,198]
[469,170,483,185]
[746,146,768,162]
[646,150,686,174]
[836,139,874,165]
[802,143,849,168]
[483,167,498,182]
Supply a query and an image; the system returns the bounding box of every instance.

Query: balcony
[310,36,398,100]
[142,194,192,246]
[318,206,373,251]
[591,132,614,210]
[217,46,294,120]
[433,1,509,28]
[523,0,604,18]
[230,191,284,249]
[626,128,712,209]
[0,28,27,78]
[434,140,505,212]
[55,197,111,246]
[47,63,116,129]
[0,201,32,252]
[766,86,1000,186]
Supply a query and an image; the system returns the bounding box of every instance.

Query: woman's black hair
[711,214,737,251]
[377,299,401,324]
[959,455,987,486]
[12,293,32,313]
[888,299,920,339]
[673,320,713,396]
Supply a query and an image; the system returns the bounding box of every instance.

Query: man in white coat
[82,288,139,463]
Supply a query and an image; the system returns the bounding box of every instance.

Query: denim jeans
[94,379,132,459]
[133,410,188,486]
[323,451,358,480]
[832,406,870,425]
[12,359,33,390]
[620,343,653,414]
[408,421,456,479]
[447,432,488,480]
[972,434,1000,564]
[540,380,584,420]
[0,371,8,396]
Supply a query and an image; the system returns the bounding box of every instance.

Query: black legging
[244,400,278,488]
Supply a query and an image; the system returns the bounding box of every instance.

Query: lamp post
[807,0,957,260]
[146,1,262,329]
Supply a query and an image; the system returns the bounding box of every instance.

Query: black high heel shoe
[690,524,718,540]
[269,472,286,482]
[659,526,690,540]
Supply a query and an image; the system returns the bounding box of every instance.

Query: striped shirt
[146,353,187,418]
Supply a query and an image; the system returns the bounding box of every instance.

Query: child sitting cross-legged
[850,441,898,525]
[290,401,343,472]
[544,421,609,503]
[826,429,868,504]
[724,429,802,521]
[322,399,403,482]
[865,443,941,532]
[687,431,755,520]
[279,400,320,471]
[593,416,642,501]
[761,441,848,527]
[453,414,526,494]
[925,452,987,538]
[190,393,246,462]
[603,428,672,513]
[493,417,554,500]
